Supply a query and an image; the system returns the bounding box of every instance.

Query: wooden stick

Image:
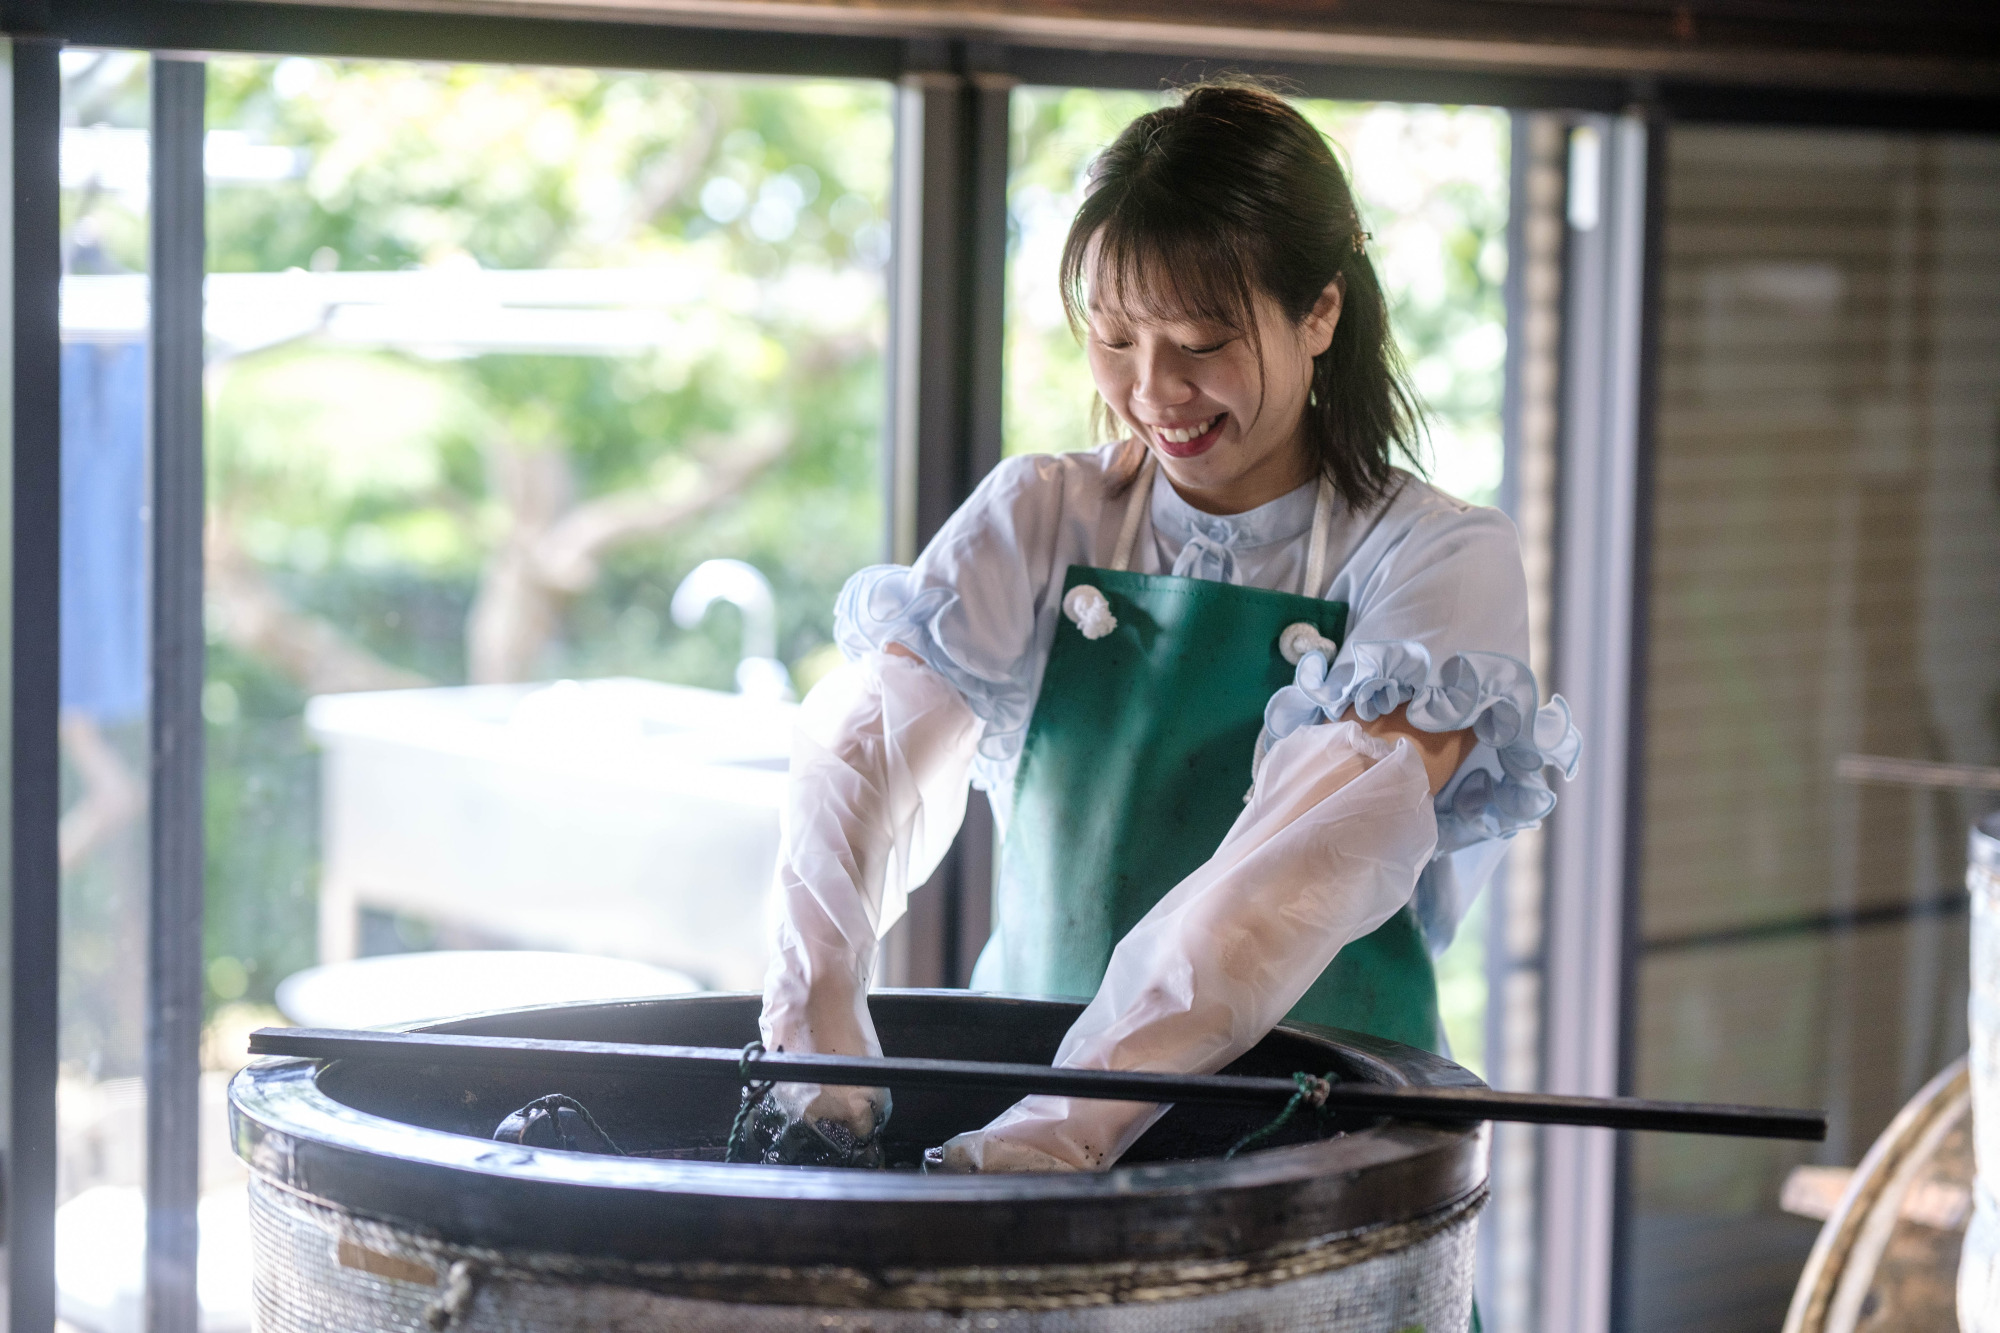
[1836,753,2000,792]
[250,1027,1826,1141]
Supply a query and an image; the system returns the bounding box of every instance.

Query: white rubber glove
[756,650,983,1164]
[931,719,1437,1172]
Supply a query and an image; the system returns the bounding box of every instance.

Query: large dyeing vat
[231,992,1487,1331]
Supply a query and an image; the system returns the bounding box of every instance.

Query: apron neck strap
[1109,450,1157,573]
[1302,475,1334,596]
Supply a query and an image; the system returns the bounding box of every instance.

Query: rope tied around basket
[1224,1072,1337,1160]
[725,1040,777,1163]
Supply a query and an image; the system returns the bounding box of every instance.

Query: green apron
[987,467,1442,1054]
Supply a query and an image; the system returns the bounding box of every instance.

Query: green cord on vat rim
[1226,1071,1338,1159]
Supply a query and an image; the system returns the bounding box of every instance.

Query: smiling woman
[1063,83,1422,517]
[758,82,1575,1178]
[1062,87,1482,796]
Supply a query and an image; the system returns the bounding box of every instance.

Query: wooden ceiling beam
[198,0,2000,97]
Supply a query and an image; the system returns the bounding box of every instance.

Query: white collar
[1148,470,1319,552]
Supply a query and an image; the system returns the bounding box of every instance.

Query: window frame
[12,6,2000,1333]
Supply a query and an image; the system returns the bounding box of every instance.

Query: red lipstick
[1151,413,1226,459]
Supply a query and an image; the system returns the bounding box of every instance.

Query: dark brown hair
[1060,80,1425,511]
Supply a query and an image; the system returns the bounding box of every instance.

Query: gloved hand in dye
[744,1081,887,1168]
[753,650,982,1167]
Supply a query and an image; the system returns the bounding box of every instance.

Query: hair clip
[1351,231,1372,255]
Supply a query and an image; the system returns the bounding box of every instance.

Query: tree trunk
[207,522,430,695]
[466,442,576,684]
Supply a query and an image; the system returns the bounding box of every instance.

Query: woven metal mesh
[248,1175,1478,1333]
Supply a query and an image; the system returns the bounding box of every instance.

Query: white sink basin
[305,679,796,989]
[274,950,701,1029]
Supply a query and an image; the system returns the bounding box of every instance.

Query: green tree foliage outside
[199,59,893,1012]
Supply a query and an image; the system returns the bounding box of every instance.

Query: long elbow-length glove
[931,719,1437,1173]
[755,651,983,1165]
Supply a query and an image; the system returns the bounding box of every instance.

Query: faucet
[670,559,795,701]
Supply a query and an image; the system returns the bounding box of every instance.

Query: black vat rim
[229,990,1489,1269]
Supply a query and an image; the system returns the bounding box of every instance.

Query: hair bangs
[1061,181,1260,345]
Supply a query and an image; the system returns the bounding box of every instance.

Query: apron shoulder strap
[1109,451,1157,573]
[1301,476,1334,597]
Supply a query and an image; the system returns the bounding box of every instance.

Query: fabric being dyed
[491,1095,624,1156]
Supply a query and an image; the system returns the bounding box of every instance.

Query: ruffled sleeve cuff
[835,565,1034,787]
[1262,640,1582,855]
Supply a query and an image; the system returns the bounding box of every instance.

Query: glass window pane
[1004,88,1167,462]
[197,64,890,1300]
[200,59,891,1042]
[57,46,156,1332]
[1629,124,2000,1331]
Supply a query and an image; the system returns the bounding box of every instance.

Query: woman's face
[1085,266,1342,515]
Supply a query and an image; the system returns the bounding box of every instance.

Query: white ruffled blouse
[835,443,1581,953]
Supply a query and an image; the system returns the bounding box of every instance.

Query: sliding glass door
[1626,123,2000,1331]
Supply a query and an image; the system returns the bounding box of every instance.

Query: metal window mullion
[965,69,1010,489]
[1607,110,1668,1333]
[5,31,65,1333]
[891,64,967,566]
[146,56,206,1333]
[1483,107,1569,1333]
[1537,112,1653,1333]
[885,47,1008,987]
[949,68,1010,984]
[881,62,960,986]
